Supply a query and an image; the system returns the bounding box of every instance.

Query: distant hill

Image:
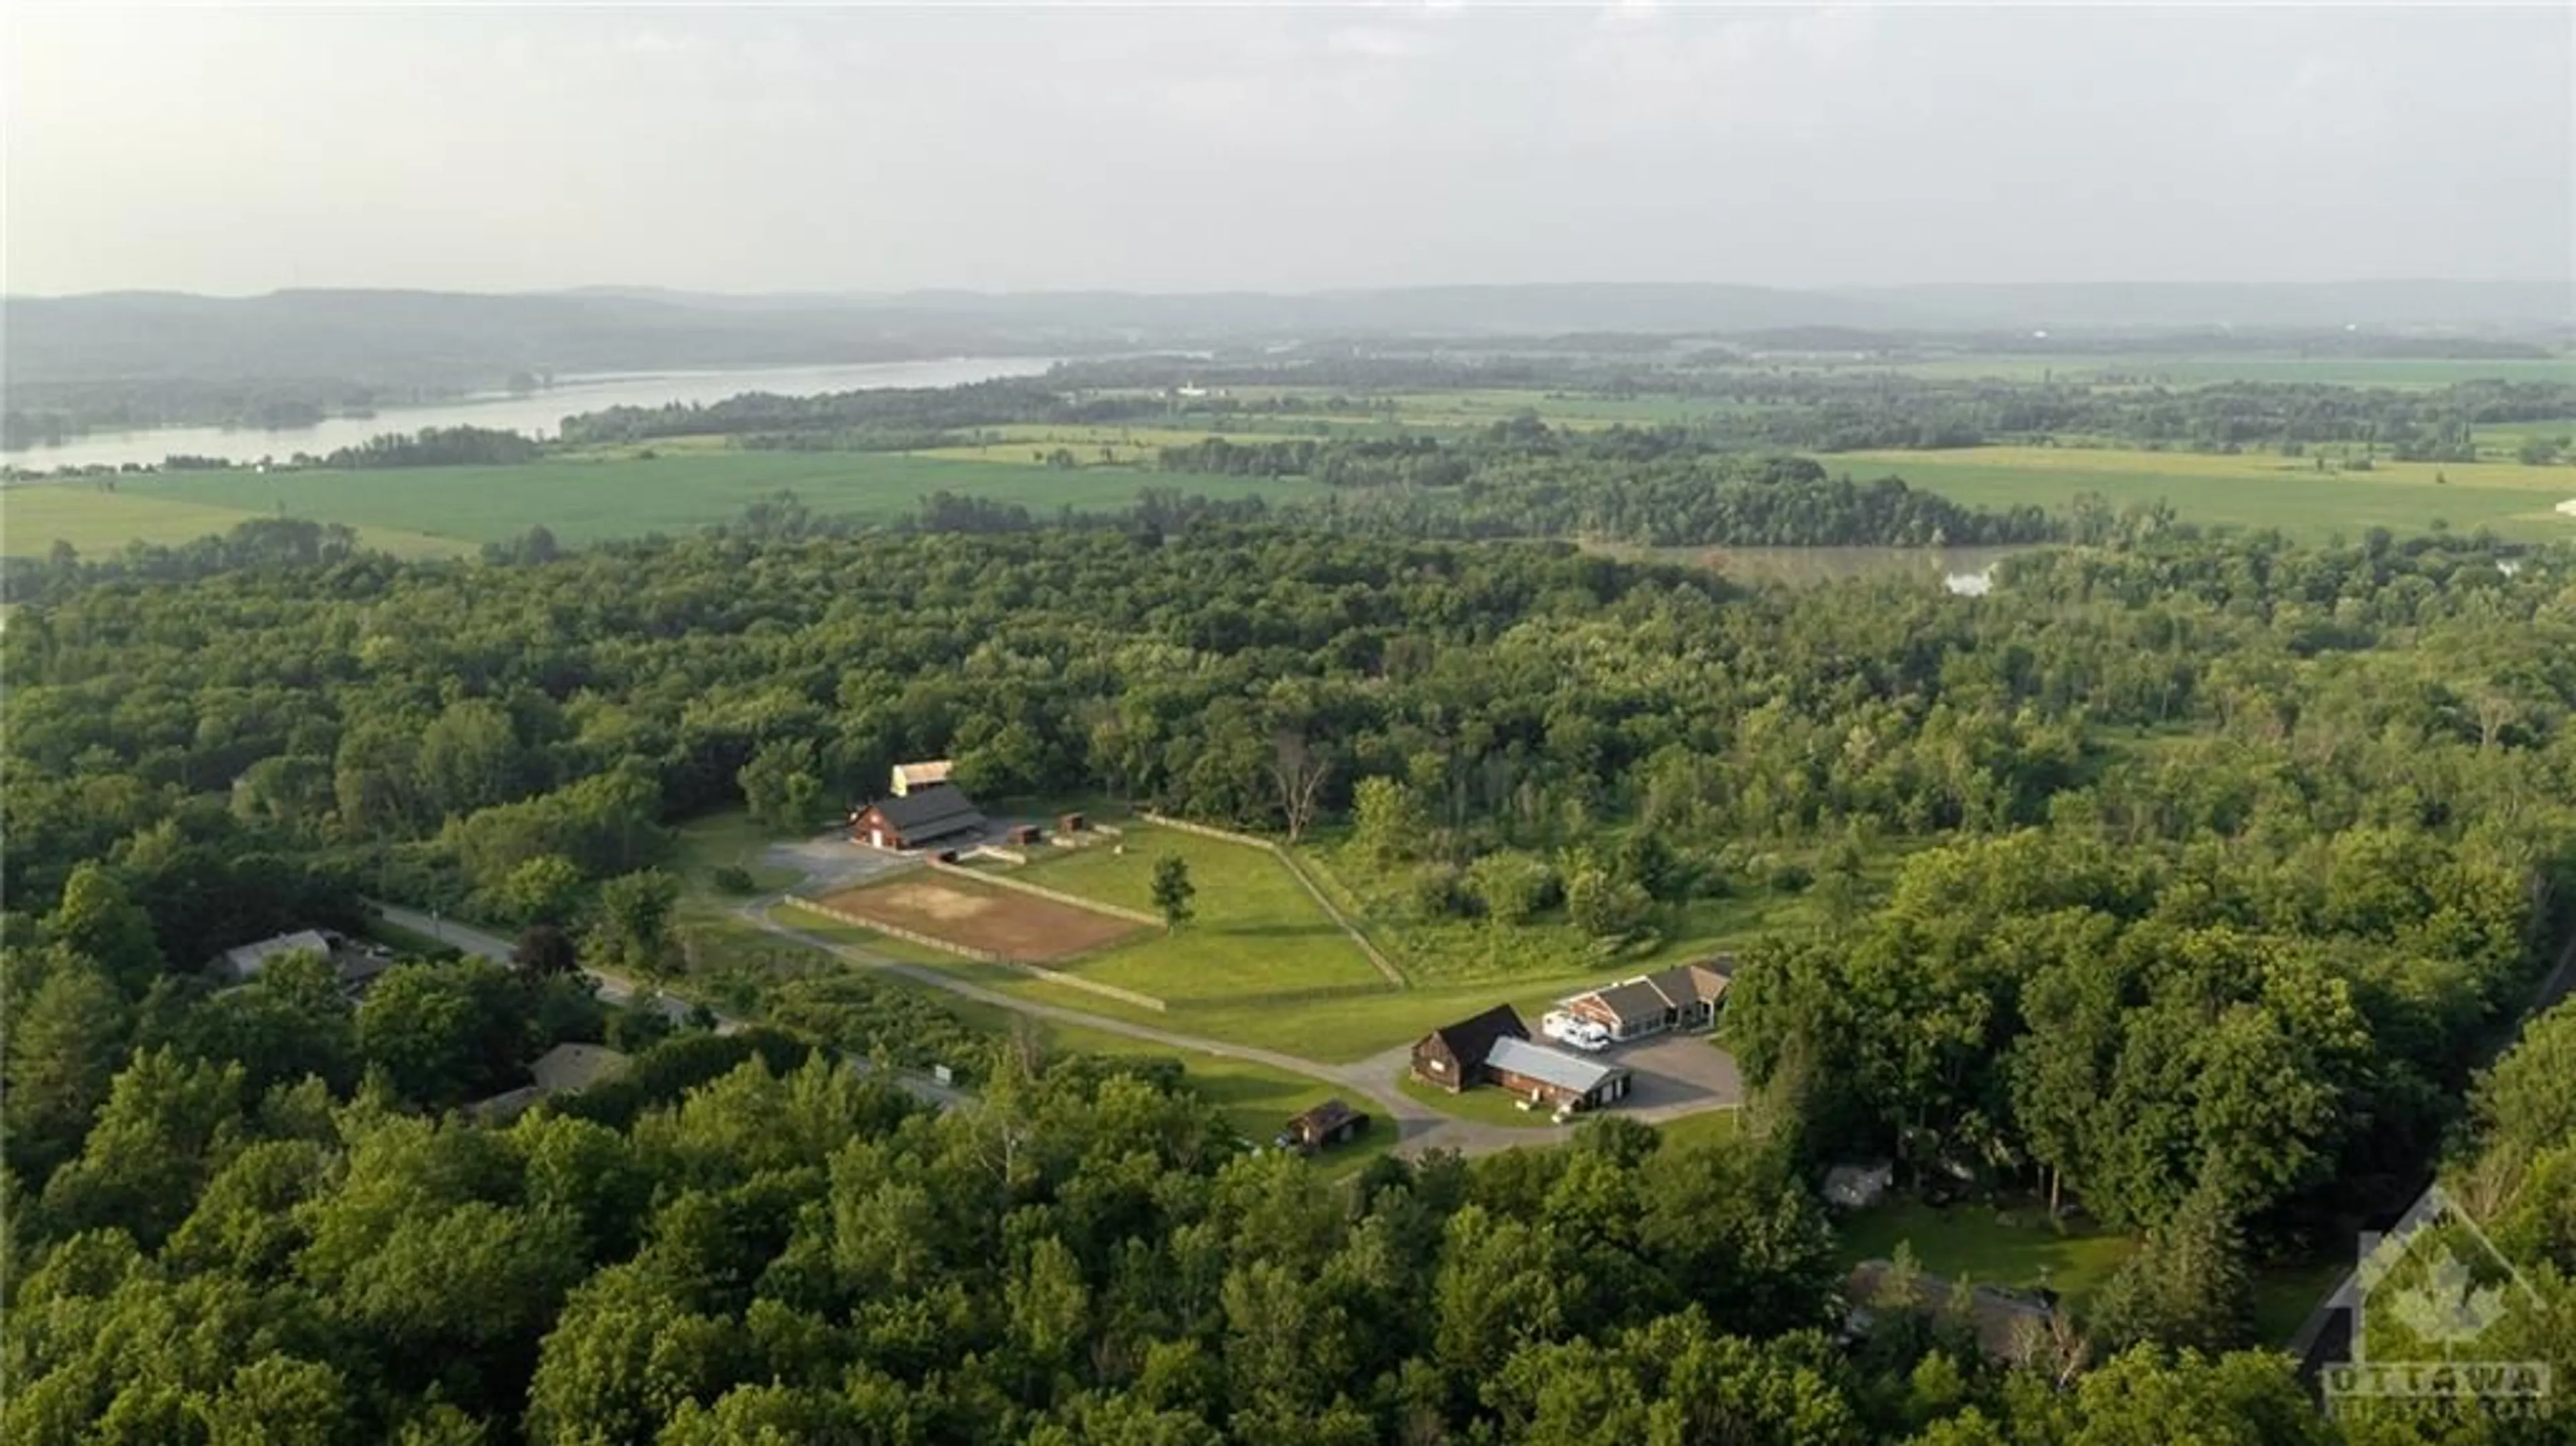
[5,281,2564,396]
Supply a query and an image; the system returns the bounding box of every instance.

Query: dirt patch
[815,873,1148,962]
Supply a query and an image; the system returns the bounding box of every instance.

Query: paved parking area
[1612,1032,1744,1121]
[761,832,918,893]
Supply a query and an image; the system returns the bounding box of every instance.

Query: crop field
[1016,825,1390,1006]
[1,482,474,559]
[906,422,1352,467]
[1832,444,2576,543]
[810,871,1149,963]
[1825,355,2576,387]
[64,450,1321,551]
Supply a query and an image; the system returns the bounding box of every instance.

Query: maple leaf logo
[2385,1247,2510,1345]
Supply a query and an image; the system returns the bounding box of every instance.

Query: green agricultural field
[1379,388,1731,428]
[1823,355,2576,388]
[1,481,472,559]
[906,422,1342,467]
[1017,826,1388,1006]
[97,450,1324,549]
[1831,444,2576,543]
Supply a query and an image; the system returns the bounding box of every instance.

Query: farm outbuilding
[1279,1099,1369,1153]
[1411,1004,1529,1093]
[890,759,954,797]
[851,783,989,851]
[1484,1036,1632,1113]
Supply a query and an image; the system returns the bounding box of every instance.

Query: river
[2,356,1057,473]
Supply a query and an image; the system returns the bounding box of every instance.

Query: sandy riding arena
[813,874,1148,962]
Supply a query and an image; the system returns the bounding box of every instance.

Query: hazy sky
[5,3,2569,296]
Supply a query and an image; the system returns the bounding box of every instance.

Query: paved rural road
[364,899,971,1111]
[2288,914,2576,1368]
[372,893,1707,1159]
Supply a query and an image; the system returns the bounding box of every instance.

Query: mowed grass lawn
[1833,1199,2137,1311]
[1833,445,2576,543]
[3,482,472,559]
[1018,826,1387,1006]
[1399,1072,1561,1129]
[875,942,1612,1065]
[767,906,1393,1174]
[102,451,1324,548]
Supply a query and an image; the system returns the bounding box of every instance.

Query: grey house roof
[219,930,335,981]
[1485,1036,1629,1094]
[870,783,987,841]
[1587,978,1673,1027]
[1643,959,1733,1009]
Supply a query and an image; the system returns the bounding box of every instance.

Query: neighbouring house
[1843,1260,2063,1363]
[472,1042,633,1122]
[1411,1003,1530,1093]
[1823,1160,1896,1210]
[1484,1036,1633,1113]
[1006,824,1043,847]
[211,928,396,997]
[1560,956,1736,1042]
[890,759,954,797]
[1278,1099,1369,1153]
[851,782,989,851]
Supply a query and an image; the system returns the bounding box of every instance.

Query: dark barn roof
[1288,1099,1365,1136]
[869,783,987,841]
[1421,1003,1529,1064]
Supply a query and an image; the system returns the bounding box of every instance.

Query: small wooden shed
[1279,1099,1370,1153]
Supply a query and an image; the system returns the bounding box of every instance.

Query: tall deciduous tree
[1151,855,1195,929]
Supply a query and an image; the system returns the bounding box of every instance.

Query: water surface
[4,357,1055,472]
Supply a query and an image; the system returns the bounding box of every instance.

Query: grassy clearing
[1018,826,1388,1005]
[669,810,804,917]
[1293,838,1831,987]
[1398,1072,1563,1129]
[1832,445,2576,543]
[1652,1109,1743,1150]
[104,451,1326,548]
[1832,1199,2137,1309]
[2,482,472,559]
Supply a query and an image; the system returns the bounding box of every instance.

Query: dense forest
[6,516,2575,1441]
[1163,427,2061,547]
